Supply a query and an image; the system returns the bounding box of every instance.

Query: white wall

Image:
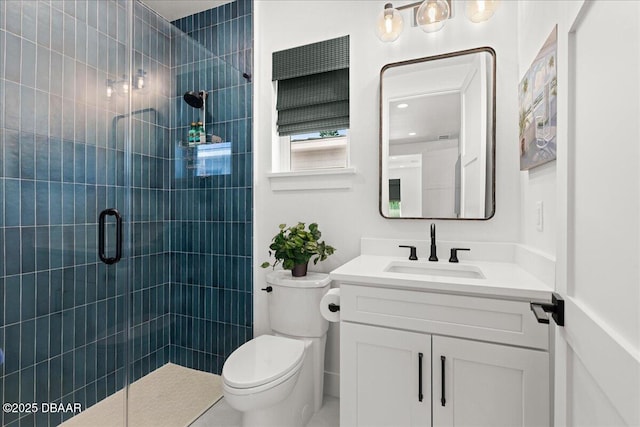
[519,2,640,426]
[422,145,458,217]
[517,1,560,257]
[254,0,520,393]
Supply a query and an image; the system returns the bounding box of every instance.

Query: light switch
[536,201,544,232]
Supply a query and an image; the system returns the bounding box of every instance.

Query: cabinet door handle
[441,355,446,406]
[418,352,424,402]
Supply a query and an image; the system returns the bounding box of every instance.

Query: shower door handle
[98,208,122,265]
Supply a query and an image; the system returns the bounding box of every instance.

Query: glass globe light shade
[106,80,114,99]
[416,0,450,33]
[466,0,500,23]
[134,69,148,94]
[375,3,404,42]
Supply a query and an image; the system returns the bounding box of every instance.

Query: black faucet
[429,223,438,262]
[449,248,470,263]
[399,245,418,260]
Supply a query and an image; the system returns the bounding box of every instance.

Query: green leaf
[260,262,271,268]
[263,221,336,272]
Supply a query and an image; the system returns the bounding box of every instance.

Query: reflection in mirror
[380,48,496,219]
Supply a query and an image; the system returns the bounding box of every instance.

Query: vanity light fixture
[376,3,404,42]
[105,69,148,99]
[416,0,450,33]
[376,0,451,41]
[465,0,500,23]
[375,0,499,42]
[105,79,114,98]
[121,77,129,94]
[135,69,147,90]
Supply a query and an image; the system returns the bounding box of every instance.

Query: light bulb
[385,15,393,33]
[375,3,404,42]
[428,4,437,21]
[105,79,114,99]
[135,69,147,90]
[466,0,500,23]
[416,0,450,33]
[119,74,129,94]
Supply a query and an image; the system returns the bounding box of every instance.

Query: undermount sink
[384,261,485,279]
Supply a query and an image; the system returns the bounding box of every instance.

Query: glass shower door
[1,0,252,424]
[0,0,132,425]
[122,0,254,424]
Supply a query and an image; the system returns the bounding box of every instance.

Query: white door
[555,1,640,425]
[432,336,549,427]
[459,54,487,217]
[423,146,458,217]
[340,322,431,427]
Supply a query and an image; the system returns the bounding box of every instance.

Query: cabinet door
[433,336,549,427]
[341,322,431,427]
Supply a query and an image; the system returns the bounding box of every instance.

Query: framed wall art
[519,26,557,170]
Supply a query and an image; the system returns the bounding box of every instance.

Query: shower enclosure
[0,0,253,425]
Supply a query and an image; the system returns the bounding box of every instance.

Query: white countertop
[330,255,553,302]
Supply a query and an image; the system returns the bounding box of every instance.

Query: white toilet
[222,270,331,427]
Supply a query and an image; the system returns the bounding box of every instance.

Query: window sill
[267,167,357,191]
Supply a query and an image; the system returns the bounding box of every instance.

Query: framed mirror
[379,47,496,219]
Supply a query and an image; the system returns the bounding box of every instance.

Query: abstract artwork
[519,26,557,170]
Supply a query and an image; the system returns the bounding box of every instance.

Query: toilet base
[240,344,316,427]
[225,335,327,427]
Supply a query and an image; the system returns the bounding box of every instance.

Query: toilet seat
[222,335,305,390]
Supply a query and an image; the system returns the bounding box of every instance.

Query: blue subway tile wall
[0,1,172,425]
[1,0,251,424]
[127,0,173,386]
[170,0,253,375]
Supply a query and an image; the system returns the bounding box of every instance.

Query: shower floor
[61,363,223,427]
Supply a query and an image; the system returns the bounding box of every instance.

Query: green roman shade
[272,35,349,136]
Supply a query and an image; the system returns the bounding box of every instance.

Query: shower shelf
[178,133,223,148]
[178,139,232,177]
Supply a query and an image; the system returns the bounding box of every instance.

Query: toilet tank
[266,271,331,338]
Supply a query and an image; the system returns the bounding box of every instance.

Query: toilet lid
[266,270,331,288]
[222,335,305,389]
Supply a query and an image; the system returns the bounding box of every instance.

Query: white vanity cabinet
[432,336,549,427]
[341,322,432,426]
[339,283,550,427]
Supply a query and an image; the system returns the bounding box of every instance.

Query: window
[282,129,349,171]
[272,36,350,173]
[388,178,401,217]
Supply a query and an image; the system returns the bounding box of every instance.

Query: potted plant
[261,222,336,277]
